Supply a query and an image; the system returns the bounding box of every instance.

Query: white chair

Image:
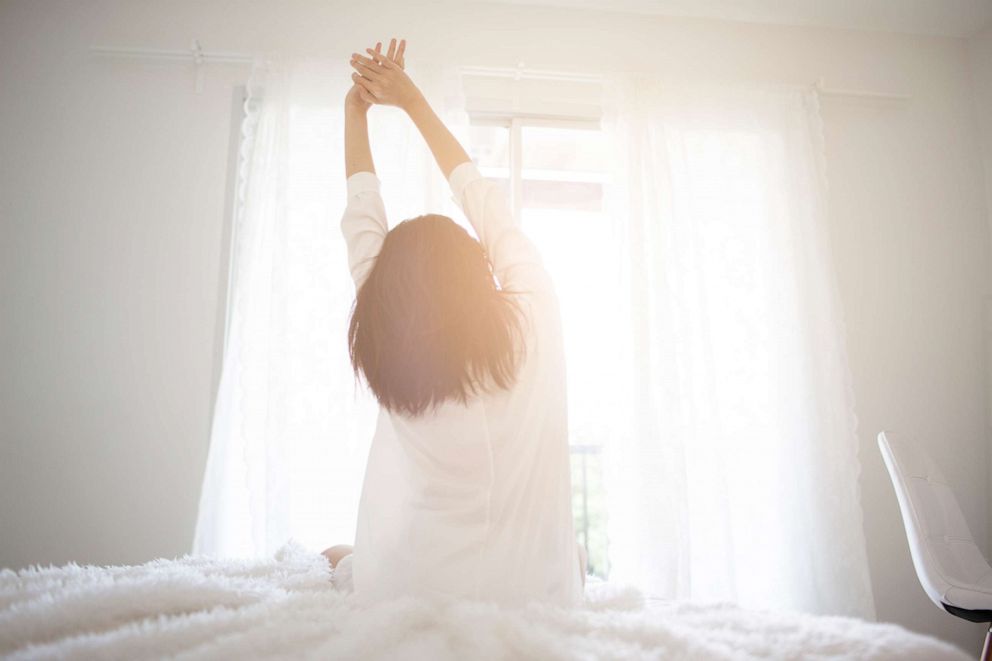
[878,431,992,660]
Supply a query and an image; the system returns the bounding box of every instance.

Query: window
[468,118,612,578]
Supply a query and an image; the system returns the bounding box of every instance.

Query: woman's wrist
[345,102,370,118]
[402,90,429,116]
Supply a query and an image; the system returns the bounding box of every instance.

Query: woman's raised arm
[340,43,391,289]
[344,88,375,177]
[343,41,381,178]
[350,42,470,178]
[350,43,553,298]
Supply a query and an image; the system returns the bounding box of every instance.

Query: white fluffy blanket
[0,544,968,660]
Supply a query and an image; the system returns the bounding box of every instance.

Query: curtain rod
[89,41,254,65]
[460,65,604,84]
[88,46,912,101]
[462,65,911,101]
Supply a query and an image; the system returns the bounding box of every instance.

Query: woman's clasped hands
[346,38,424,113]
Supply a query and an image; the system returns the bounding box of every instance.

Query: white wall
[1,0,989,653]
[971,30,992,221]
[968,30,992,547]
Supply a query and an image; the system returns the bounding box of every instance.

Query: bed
[0,544,968,660]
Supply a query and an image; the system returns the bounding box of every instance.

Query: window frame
[467,113,602,224]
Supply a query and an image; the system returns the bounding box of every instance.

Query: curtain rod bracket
[191,39,205,65]
[191,39,205,93]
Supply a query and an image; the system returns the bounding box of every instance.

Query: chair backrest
[878,431,991,612]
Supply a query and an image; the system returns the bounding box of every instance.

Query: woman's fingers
[357,86,376,104]
[350,58,381,80]
[366,47,399,70]
[352,53,383,69]
[353,37,403,82]
[351,72,379,97]
[351,53,386,76]
[352,37,406,69]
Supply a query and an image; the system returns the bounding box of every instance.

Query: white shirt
[340,162,582,607]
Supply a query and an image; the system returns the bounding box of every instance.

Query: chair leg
[982,623,992,661]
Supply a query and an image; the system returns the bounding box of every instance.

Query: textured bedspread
[0,544,968,660]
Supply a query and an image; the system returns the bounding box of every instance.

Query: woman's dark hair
[348,214,523,417]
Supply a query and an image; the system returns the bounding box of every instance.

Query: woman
[324,38,584,607]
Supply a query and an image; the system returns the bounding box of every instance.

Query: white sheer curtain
[194,58,464,558]
[602,79,876,618]
[195,60,875,617]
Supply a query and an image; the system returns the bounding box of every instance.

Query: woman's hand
[345,41,392,113]
[345,83,374,114]
[349,38,423,111]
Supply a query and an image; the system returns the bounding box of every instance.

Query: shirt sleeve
[447,161,554,296]
[341,171,388,289]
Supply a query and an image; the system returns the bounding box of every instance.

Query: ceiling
[477,0,992,37]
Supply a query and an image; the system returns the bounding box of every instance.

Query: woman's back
[342,163,582,606]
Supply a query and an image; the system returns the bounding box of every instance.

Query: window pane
[468,124,510,184]
[521,125,606,178]
[572,448,609,578]
[521,126,605,213]
[522,207,617,446]
[522,180,602,212]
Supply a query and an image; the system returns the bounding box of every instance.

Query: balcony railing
[570,443,606,578]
